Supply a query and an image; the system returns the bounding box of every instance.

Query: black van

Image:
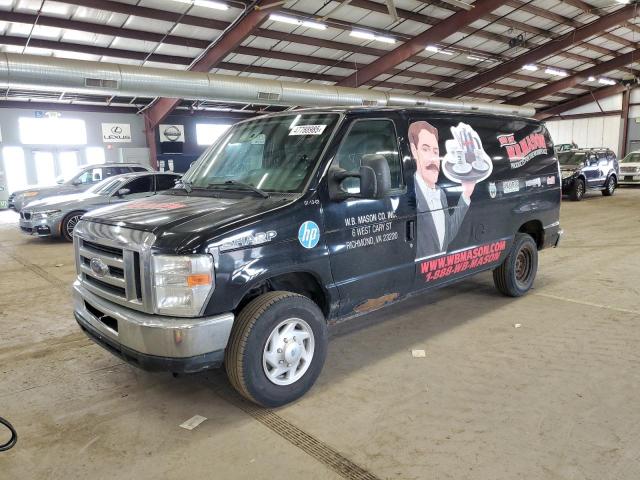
[72,107,562,407]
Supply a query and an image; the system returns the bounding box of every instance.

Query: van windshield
[558,151,586,166]
[183,113,340,194]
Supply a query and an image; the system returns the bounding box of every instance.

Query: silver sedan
[18,171,180,241]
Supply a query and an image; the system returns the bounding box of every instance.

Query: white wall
[545,116,622,155]
[543,91,624,156]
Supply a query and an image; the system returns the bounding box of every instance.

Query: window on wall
[196,124,231,146]
[19,117,87,145]
[2,147,28,193]
[86,147,106,164]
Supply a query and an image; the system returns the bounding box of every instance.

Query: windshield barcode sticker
[289,125,327,136]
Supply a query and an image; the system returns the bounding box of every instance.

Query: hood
[16,183,87,198]
[559,165,580,171]
[83,193,294,239]
[26,192,104,211]
[620,162,640,169]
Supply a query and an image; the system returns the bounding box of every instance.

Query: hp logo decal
[298,221,320,249]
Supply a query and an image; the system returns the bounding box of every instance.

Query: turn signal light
[187,273,212,287]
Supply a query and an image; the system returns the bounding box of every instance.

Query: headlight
[152,254,214,316]
[561,170,574,179]
[34,209,61,218]
[23,191,39,198]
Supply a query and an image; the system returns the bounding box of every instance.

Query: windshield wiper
[208,180,269,198]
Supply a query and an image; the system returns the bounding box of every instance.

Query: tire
[61,211,84,241]
[225,291,328,407]
[493,233,538,297]
[570,178,585,201]
[602,175,616,196]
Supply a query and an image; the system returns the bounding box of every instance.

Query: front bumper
[618,173,640,184]
[19,214,62,237]
[542,221,562,249]
[73,281,234,373]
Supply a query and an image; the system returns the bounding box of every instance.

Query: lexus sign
[102,123,132,143]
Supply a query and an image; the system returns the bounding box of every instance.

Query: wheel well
[518,220,544,249]
[235,272,329,318]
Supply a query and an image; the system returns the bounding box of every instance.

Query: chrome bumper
[73,280,234,360]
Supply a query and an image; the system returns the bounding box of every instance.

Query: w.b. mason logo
[90,257,109,277]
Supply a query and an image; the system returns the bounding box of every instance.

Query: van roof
[252,106,537,121]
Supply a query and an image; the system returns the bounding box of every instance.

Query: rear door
[320,115,416,316]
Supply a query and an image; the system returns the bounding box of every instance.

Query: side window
[121,176,153,195]
[105,166,130,177]
[155,174,178,191]
[333,119,401,193]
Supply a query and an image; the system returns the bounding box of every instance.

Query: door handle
[406,219,415,241]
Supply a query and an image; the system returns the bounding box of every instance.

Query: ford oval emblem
[90,258,109,277]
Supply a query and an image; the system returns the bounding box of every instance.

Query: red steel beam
[511,49,640,106]
[536,84,628,120]
[144,1,274,129]
[337,0,510,88]
[621,88,630,157]
[439,4,637,99]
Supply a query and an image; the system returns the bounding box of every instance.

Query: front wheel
[602,175,616,196]
[61,211,84,241]
[493,233,538,297]
[225,291,328,407]
[570,178,585,201]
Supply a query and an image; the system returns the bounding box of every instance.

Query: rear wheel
[493,233,538,297]
[61,211,83,241]
[225,291,328,407]
[570,178,585,201]
[602,175,616,196]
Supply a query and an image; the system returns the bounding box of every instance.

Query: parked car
[72,107,562,407]
[559,148,618,201]
[19,172,180,241]
[618,151,640,185]
[8,162,153,211]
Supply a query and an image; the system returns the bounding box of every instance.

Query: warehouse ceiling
[0,0,638,119]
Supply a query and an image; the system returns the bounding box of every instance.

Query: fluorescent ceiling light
[350,30,395,44]
[425,45,454,55]
[598,77,616,85]
[588,76,596,81]
[545,67,568,77]
[522,64,538,71]
[468,55,491,62]
[173,0,228,10]
[269,13,326,30]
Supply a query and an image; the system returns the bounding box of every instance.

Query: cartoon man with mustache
[410,121,476,259]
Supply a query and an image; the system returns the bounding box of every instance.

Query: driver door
[320,116,415,316]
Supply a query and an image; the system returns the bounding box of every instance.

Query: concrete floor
[1,187,640,480]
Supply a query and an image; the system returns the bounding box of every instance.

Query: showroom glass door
[31,149,81,186]
[33,151,56,186]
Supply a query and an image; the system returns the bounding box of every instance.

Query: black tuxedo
[415,176,470,259]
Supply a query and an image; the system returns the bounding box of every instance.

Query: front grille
[75,223,153,313]
[620,167,638,174]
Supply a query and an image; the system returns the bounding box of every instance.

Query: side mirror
[359,154,391,199]
[117,188,131,197]
[328,154,391,201]
[71,179,82,186]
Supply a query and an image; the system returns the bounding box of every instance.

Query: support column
[620,87,631,157]
[144,113,158,170]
